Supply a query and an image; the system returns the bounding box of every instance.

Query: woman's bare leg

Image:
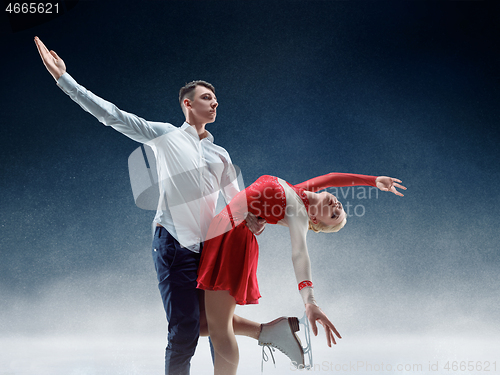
[200,290,260,339]
[233,314,261,339]
[205,290,239,375]
[200,312,261,339]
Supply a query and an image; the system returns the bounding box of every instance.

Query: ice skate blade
[298,312,313,370]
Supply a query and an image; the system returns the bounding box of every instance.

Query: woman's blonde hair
[308,217,347,233]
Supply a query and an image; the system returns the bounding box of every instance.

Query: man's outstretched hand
[34,36,66,81]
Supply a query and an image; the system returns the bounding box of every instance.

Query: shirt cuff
[56,72,78,94]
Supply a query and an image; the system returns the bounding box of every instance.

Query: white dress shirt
[57,73,240,252]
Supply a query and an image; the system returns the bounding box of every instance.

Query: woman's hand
[305,303,341,347]
[375,176,406,196]
[34,36,66,81]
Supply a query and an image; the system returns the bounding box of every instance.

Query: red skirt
[197,211,261,305]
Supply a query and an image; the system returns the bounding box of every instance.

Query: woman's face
[312,192,346,227]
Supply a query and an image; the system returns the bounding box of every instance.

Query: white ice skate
[258,312,313,371]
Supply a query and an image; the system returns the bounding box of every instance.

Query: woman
[197,172,406,374]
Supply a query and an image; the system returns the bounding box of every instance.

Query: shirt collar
[181,122,214,143]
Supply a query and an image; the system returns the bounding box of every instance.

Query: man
[34,37,306,374]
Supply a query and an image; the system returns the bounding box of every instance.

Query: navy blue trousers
[152,226,202,375]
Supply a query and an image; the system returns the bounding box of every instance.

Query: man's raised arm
[34,36,168,144]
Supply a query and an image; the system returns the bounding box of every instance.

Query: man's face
[187,85,218,124]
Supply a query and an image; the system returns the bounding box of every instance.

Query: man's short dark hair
[179,80,216,108]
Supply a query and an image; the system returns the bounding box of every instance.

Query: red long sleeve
[295,173,378,192]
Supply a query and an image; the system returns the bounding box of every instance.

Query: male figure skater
[34,37,304,374]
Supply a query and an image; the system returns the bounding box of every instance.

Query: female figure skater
[197,172,406,374]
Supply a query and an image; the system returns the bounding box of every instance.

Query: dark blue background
[1,0,499,343]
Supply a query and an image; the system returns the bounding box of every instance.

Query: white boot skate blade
[298,312,313,370]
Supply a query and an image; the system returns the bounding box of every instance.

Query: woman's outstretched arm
[286,195,342,346]
[296,173,406,196]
